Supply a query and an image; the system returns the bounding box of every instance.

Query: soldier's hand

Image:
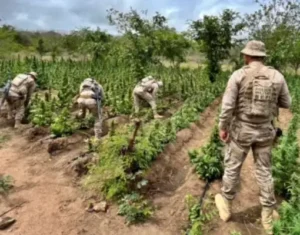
[219,130,230,143]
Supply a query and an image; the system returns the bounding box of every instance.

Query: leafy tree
[107,9,191,79]
[287,37,300,74]
[244,0,300,70]
[153,28,191,65]
[14,32,32,47]
[190,9,244,82]
[63,31,82,54]
[79,28,113,61]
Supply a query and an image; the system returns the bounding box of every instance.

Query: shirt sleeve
[219,71,240,131]
[151,83,159,98]
[26,80,36,101]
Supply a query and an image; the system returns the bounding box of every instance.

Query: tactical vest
[79,79,98,99]
[81,79,97,92]
[236,65,278,123]
[10,74,29,96]
[139,77,156,92]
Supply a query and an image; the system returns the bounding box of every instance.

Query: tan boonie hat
[241,40,267,57]
[28,71,38,79]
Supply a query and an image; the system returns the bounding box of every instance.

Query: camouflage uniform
[7,72,37,128]
[77,78,104,139]
[216,41,291,234]
[133,76,163,119]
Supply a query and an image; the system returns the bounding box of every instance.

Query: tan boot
[14,120,22,129]
[215,194,232,222]
[154,114,163,119]
[262,207,274,235]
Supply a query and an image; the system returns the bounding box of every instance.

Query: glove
[24,99,30,108]
[147,88,154,93]
[276,128,283,138]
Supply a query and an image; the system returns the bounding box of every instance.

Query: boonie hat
[241,40,267,57]
[29,71,38,79]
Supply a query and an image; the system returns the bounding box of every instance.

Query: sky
[0,0,259,33]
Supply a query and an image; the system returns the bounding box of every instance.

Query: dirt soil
[0,105,293,235]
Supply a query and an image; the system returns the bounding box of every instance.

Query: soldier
[133,76,163,119]
[6,72,37,129]
[215,40,291,234]
[76,78,104,139]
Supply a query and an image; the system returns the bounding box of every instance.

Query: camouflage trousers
[133,91,156,114]
[6,96,25,121]
[78,102,102,139]
[221,120,277,207]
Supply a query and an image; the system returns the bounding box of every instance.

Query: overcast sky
[0,0,258,33]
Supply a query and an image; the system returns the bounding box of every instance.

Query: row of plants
[272,75,300,235]
[186,114,224,234]
[83,72,228,224]
[0,57,210,116]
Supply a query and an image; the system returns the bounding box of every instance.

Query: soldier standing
[215,40,291,234]
[133,76,163,119]
[76,78,104,139]
[6,72,37,129]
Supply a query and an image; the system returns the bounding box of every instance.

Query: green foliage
[30,94,57,127]
[272,115,299,197]
[80,28,113,61]
[0,134,11,149]
[185,194,217,235]
[190,9,244,82]
[189,123,224,182]
[50,108,79,137]
[245,0,300,70]
[118,193,153,225]
[79,114,95,130]
[273,201,300,235]
[272,75,300,234]
[82,72,226,224]
[0,175,14,195]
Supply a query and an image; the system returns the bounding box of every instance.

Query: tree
[63,32,82,54]
[245,0,300,70]
[107,9,191,79]
[107,9,167,79]
[36,38,45,57]
[190,9,244,82]
[79,28,113,61]
[14,32,32,47]
[287,37,300,74]
[153,28,191,65]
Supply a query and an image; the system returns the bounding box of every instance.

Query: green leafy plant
[30,94,57,127]
[50,108,79,137]
[0,134,11,149]
[272,76,300,234]
[0,175,14,195]
[272,115,299,197]
[118,193,153,225]
[189,123,224,182]
[185,194,217,235]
